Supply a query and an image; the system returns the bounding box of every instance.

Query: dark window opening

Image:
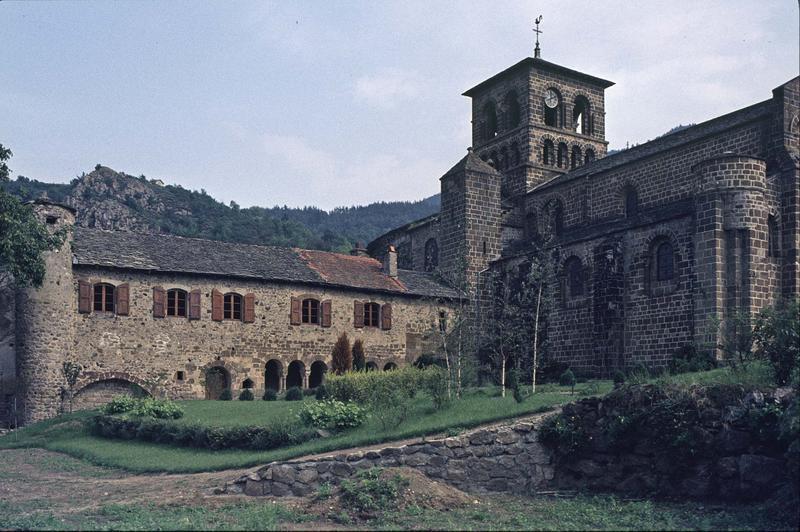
[656,241,675,281]
[552,203,564,237]
[223,293,243,320]
[510,141,521,166]
[482,241,487,256]
[557,143,568,168]
[505,91,521,129]
[570,146,582,169]
[525,212,537,239]
[46,216,58,225]
[624,185,638,218]
[768,216,780,258]
[93,283,115,312]
[175,371,185,381]
[424,238,439,272]
[573,96,591,135]
[364,302,380,327]
[438,311,447,333]
[167,289,187,317]
[584,149,595,163]
[542,140,554,165]
[302,298,320,324]
[242,378,254,389]
[565,257,584,298]
[484,101,498,139]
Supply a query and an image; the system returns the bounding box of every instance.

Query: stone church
[1,49,798,426]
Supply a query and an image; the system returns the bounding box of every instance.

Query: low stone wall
[547,386,797,500]
[225,414,555,497]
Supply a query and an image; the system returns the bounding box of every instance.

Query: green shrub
[238,389,254,401]
[612,370,626,388]
[539,413,587,457]
[219,389,232,401]
[352,339,366,372]
[102,395,138,415]
[579,381,602,397]
[102,396,183,419]
[298,399,367,430]
[90,414,316,451]
[753,299,800,386]
[420,367,450,409]
[315,384,330,401]
[626,362,650,384]
[263,389,277,401]
[340,468,409,515]
[303,388,317,396]
[331,332,352,375]
[285,386,303,401]
[669,344,716,375]
[559,368,576,394]
[509,368,525,403]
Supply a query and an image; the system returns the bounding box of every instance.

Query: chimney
[350,241,369,257]
[383,245,398,278]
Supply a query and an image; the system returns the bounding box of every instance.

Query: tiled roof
[533,99,773,193]
[443,150,499,178]
[71,227,459,299]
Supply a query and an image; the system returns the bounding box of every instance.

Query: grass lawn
[0,381,611,473]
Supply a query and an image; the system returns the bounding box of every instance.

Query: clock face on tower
[544,89,559,109]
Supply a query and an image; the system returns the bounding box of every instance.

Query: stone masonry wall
[226,414,555,498]
[65,266,450,404]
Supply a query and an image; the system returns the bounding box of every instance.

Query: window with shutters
[223,293,243,320]
[364,302,381,327]
[93,283,115,313]
[166,289,187,317]
[302,298,320,324]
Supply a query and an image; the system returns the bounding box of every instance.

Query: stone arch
[483,100,499,140]
[286,360,306,389]
[504,90,521,129]
[642,231,684,293]
[584,147,596,164]
[264,359,283,392]
[383,362,398,371]
[309,360,328,388]
[573,94,592,135]
[620,182,639,218]
[543,87,563,127]
[72,372,152,410]
[570,145,582,169]
[204,366,230,400]
[365,360,379,372]
[542,138,555,166]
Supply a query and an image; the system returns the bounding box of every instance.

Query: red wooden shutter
[211,289,223,321]
[153,286,166,318]
[290,297,301,325]
[78,280,92,313]
[116,283,130,316]
[321,300,332,327]
[381,303,392,330]
[354,300,364,328]
[188,289,201,320]
[243,293,256,323]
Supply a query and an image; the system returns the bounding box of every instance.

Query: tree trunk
[500,351,506,398]
[441,332,452,400]
[532,281,543,394]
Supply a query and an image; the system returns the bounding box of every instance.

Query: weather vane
[533,15,543,58]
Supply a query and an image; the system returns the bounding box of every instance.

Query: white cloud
[354,68,424,109]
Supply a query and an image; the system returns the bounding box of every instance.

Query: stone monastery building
[1,50,798,426]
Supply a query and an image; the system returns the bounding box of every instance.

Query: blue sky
[2,1,797,209]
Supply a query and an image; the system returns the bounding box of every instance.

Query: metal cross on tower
[533,15,543,58]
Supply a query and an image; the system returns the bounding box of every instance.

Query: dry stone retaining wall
[226,415,555,497]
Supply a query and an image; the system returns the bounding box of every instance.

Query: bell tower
[462,43,614,198]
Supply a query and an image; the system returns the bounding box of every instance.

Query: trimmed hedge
[89,414,317,451]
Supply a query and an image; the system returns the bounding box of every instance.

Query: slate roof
[442,150,500,178]
[71,227,460,299]
[533,99,773,192]
[462,57,614,97]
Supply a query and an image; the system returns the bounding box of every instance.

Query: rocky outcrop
[225,414,555,497]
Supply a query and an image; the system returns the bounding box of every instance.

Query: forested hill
[4,166,440,253]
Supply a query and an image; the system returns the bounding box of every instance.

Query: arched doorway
[205,366,230,400]
[309,361,327,389]
[365,361,378,372]
[73,379,148,410]
[286,360,305,389]
[264,360,283,392]
[383,362,398,371]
